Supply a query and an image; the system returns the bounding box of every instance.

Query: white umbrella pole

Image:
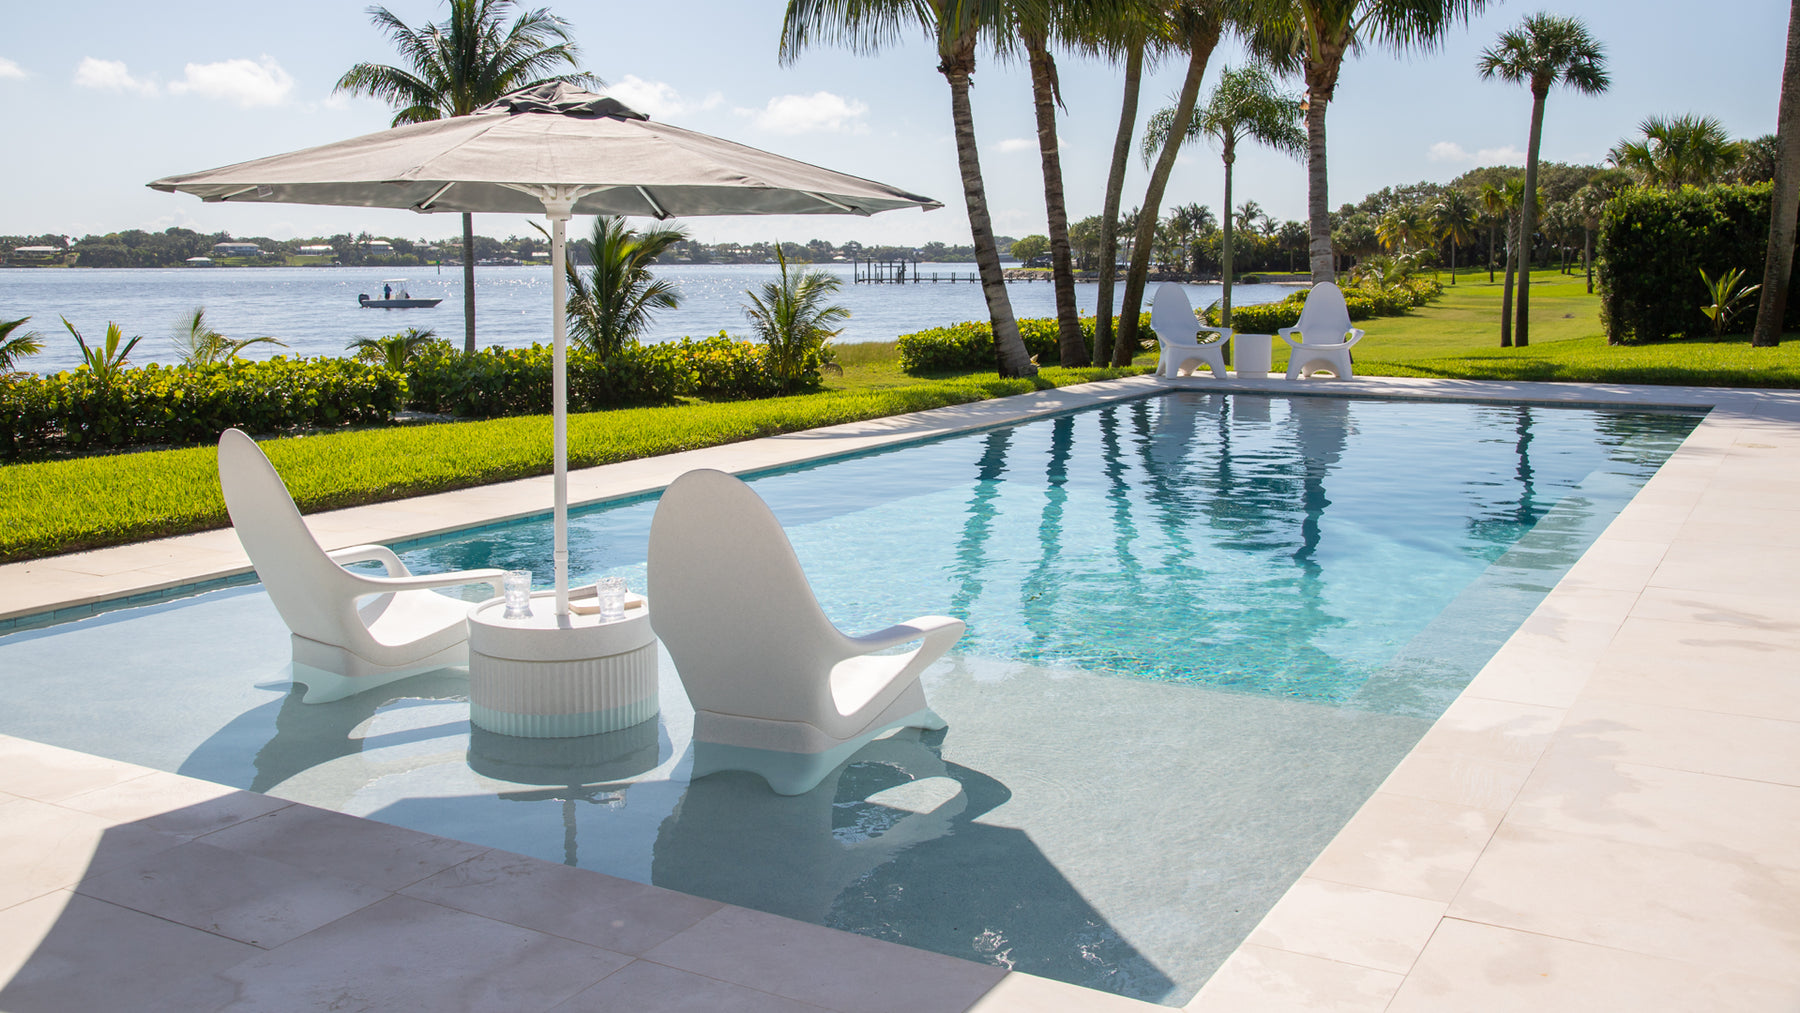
[549,205,572,617]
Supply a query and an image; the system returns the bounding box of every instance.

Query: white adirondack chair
[217,428,505,703]
[647,468,964,795]
[1150,282,1232,379]
[1280,283,1365,379]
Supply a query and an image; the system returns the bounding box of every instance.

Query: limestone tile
[966,972,1162,1012]
[402,850,720,956]
[1303,793,1502,903]
[1449,824,1800,983]
[0,890,255,1013]
[1460,645,1600,710]
[1408,696,1565,767]
[0,797,186,911]
[1583,648,1800,722]
[76,838,388,949]
[58,770,290,838]
[1508,749,1800,871]
[1555,555,1660,594]
[1526,585,1642,626]
[214,894,627,1012]
[1244,878,1446,975]
[553,960,829,1013]
[1390,917,1800,1012]
[642,904,1005,1013]
[1651,542,1800,598]
[1561,539,1667,571]
[1613,612,1800,655]
[1184,944,1402,1013]
[1376,750,1535,812]
[1553,697,1800,786]
[1629,586,1800,633]
[0,735,156,802]
[1677,504,1800,549]
[200,804,489,892]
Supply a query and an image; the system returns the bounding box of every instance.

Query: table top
[469,591,654,662]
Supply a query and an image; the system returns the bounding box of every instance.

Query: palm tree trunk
[1501,212,1518,347]
[1450,239,1457,285]
[1517,91,1547,348]
[942,50,1033,376]
[1753,0,1800,347]
[1305,93,1334,284]
[461,212,477,354]
[1114,24,1218,366]
[1095,45,1144,365]
[1584,225,1593,293]
[1026,33,1086,366]
[1488,222,1497,282]
[1221,145,1235,327]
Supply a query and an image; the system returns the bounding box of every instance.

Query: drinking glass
[597,576,627,621]
[502,570,533,620]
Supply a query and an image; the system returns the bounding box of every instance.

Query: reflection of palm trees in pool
[947,429,1013,625]
[1020,415,1074,652]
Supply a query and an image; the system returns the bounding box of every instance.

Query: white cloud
[605,74,721,119]
[738,91,869,134]
[997,137,1035,153]
[168,56,293,107]
[1428,141,1525,166]
[0,58,26,80]
[74,57,157,96]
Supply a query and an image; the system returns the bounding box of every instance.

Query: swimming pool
[0,392,1700,1004]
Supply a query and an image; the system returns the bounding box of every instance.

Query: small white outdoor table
[1233,332,1274,378]
[466,592,658,739]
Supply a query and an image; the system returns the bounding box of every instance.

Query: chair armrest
[845,615,966,653]
[328,544,408,577]
[1196,326,1233,344]
[1343,328,1365,348]
[346,567,507,597]
[1278,326,1302,349]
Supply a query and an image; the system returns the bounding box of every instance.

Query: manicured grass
[0,364,1145,563]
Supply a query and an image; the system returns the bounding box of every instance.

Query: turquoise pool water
[0,392,1699,1004]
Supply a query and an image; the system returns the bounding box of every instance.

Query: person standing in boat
[383,283,392,300]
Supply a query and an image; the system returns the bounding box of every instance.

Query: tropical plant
[1432,188,1478,285]
[170,307,285,366]
[1698,267,1762,337]
[1011,234,1051,262]
[780,0,1036,377]
[564,216,688,358]
[1246,0,1492,284]
[1376,203,1430,254]
[1608,114,1743,189]
[1478,12,1609,348]
[1497,176,1528,347]
[62,318,142,390]
[1754,2,1800,349]
[1571,183,1608,293]
[348,327,441,371]
[742,246,850,394]
[0,317,44,372]
[1143,62,1303,326]
[1015,0,1093,366]
[334,0,600,355]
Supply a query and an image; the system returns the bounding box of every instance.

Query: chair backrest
[217,428,365,648]
[647,469,840,721]
[1150,283,1199,344]
[1293,283,1352,343]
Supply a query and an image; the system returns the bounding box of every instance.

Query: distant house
[185,257,216,267]
[297,245,335,256]
[7,245,65,265]
[212,242,262,258]
[365,240,395,255]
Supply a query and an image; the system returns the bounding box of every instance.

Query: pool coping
[4,372,1799,1010]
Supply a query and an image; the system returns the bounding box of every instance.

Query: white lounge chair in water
[1151,282,1231,379]
[1280,282,1365,380]
[216,428,505,703]
[647,468,964,795]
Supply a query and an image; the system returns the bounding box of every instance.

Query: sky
[0,1,1788,248]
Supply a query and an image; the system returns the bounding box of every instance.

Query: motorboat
[358,280,442,308]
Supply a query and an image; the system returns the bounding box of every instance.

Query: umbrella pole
[549,204,572,617]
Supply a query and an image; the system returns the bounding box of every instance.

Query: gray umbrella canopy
[154,83,940,616]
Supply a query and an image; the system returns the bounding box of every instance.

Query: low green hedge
[898,314,1152,373]
[667,333,786,400]
[403,342,689,418]
[1211,278,1442,333]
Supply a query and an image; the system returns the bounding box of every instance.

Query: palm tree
[743,247,851,394]
[1432,187,1477,285]
[1754,0,1800,348]
[1570,183,1607,294]
[1496,176,1529,347]
[1144,63,1303,326]
[1246,0,1491,285]
[170,307,285,366]
[335,0,599,355]
[781,0,1036,377]
[565,216,687,358]
[1478,12,1609,348]
[1478,179,1508,282]
[348,327,439,371]
[0,317,44,372]
[1017,1,1089,366]
[1375,202,1428,254]
[1608,114,1743,189]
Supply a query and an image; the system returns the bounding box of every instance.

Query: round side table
[1233,332,1273,378]
[466,591,658,739]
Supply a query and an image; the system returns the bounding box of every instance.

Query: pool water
[0,392,1699,1004]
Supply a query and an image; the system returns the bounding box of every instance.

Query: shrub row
[1212,277,1442,333]
[402,342,689,418]
[1596,182,1798,344]
[898,314,1151,373]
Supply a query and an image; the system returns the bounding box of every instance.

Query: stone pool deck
[2,373,1797,1010]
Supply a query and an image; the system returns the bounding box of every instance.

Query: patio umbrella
[152,83,940,616]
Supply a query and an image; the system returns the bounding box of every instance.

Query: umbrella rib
[635,186,669,220]
[803,191,866,215]
[414,181,457,212]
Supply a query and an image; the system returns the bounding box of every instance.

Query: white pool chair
[216,428,505,703]
[647,468,964,796]
[1280,283,1365,380]
[1151,282,1231,379]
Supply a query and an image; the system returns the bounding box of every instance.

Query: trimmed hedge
[1597,182,1798,344]
[669,333,786,400]
[898,314,1152,373]
[1211,278,1442,333]
[403,342,688,418]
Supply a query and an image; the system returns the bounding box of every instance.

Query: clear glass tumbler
[502,570,533,620]
[597,576,627,621]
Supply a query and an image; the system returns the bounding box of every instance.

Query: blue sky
[0,1,1787,247]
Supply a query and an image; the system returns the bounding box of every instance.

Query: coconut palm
[1570,183,1608,293]
[1016,1,1091,366]
[1245,0,1491,284]
[564,216,687,358]
[743,246,850,394]
[1376,203,1429,254]
[1607,114,1743,189]
[170,307,285,366]
[0,316,44,372]
[1495,176,1532,347]
[781,0,1035,377]
[1143,63,1303,326]
[1478,12,1609,348]
[1754,0,1800,348]
[1432,187,1478,285]
[334,0,599,356]
[348,327,440,371]
[1478,179,1509,283]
